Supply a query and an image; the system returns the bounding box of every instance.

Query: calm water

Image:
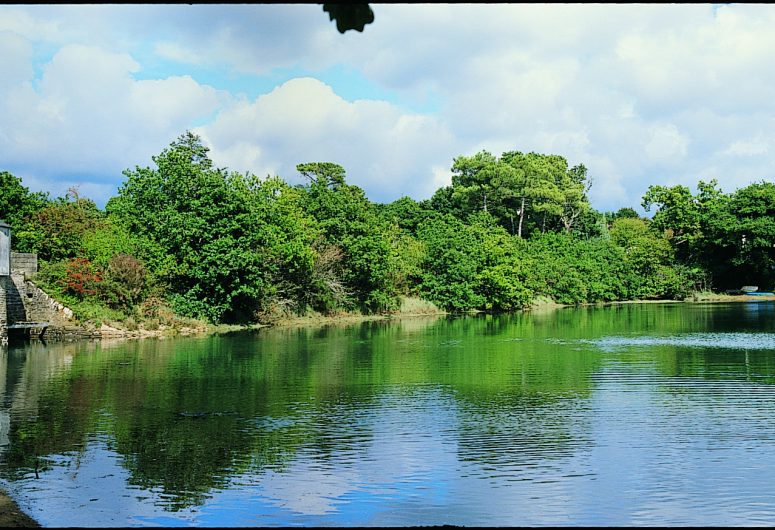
[2,302,775,527]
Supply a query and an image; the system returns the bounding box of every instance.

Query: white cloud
[153,41,202,65]
[198,77,458,202]
[644,124,689,163]
[0,31,33,90]
[723,138,770,157]
[0,41,226,204]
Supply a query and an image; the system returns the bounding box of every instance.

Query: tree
[444,150,592,238]
[609,217,685,299]
[297,162,399,312]
[558,163,592,234]
[377,196,439,235]
[641,183,701,256]
[702,181,775,289]
[416,214,484,311]
[450,151,500,215]
[29,188,104,262]
[108,132,276,323]
[0,170,50,251]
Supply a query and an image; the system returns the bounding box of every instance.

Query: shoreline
[41,293,775,341]
[0,489,39,528]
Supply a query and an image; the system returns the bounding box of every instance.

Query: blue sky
[2,3,775,212]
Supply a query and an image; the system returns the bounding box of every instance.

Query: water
[1,302,775,526]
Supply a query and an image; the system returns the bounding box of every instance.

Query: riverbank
[0,489,38,527]
[38,292,775,341]
[686,291,775,302]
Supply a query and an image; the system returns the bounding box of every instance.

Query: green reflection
[0,303,772,511]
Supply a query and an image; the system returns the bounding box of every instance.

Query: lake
[1,302,775,527]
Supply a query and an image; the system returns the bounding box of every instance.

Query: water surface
[2,302,775,526]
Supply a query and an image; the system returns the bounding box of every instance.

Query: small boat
[725,286,774,296]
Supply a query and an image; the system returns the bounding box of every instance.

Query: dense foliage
[1,133,772,326]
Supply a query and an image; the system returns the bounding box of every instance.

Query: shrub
[101,253,146,310]
[60,257,102,298]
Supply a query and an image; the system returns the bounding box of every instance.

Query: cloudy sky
[1,3,774,212]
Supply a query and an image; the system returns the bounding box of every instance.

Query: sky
[1,3,775,213]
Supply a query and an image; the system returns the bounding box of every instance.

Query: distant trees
[642,179,775,290]
[436,150,591,238]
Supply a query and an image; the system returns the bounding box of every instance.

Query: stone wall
[9,274,75,326]
[4,274,83,342]
[10,253,37,277]
[5,275,26,325]
[2,252,105,343]
[39,326,102,341]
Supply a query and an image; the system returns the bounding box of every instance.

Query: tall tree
[297,162,399,312]
[108,132,273,322]
[558,163,592,234]
[450,151,500,215]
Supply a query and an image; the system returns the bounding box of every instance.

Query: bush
[60,257,102,298]
[101,254,146,310]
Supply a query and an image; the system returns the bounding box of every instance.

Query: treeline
[1,132,773,326]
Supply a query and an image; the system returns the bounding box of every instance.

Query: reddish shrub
[60,257,102,297]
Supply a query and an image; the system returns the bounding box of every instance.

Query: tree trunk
[517,196,525,238]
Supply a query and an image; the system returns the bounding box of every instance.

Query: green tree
[609,217,686,299]
[0,170,50,251]
[297,162,399,313]
[558,163,592,234]
[450,151,500,216]
[445,150,592,238]
[702,181,775,289]
[108,132,274,322]
[641,183,701,259]
[28,188,104,262]
[378,195,440,235]
[416,214,484,311]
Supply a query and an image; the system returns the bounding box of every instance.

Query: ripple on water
[590,332,775,351]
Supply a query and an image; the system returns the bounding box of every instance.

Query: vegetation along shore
[1,131,773,337]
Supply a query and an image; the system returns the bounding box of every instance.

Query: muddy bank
[0,489,38,527]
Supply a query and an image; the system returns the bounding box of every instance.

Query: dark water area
[1,302,775,526]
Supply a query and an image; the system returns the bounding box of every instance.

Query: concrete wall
[10,253,37,277]
[0,276,6,346]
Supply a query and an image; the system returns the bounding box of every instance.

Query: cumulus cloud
[0,40,226,204]
[197,77,458,202]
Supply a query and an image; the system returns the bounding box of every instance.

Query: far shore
[72,292,775,341]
